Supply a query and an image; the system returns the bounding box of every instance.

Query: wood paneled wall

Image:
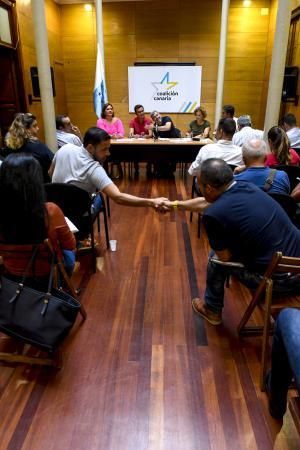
[16,0,67,139]
[284,0,300,121]
[15,0,279,136]
[61,0,272,135]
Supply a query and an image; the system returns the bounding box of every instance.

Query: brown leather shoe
[191,298,222,325]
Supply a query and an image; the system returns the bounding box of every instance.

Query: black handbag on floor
[0,247,80,352]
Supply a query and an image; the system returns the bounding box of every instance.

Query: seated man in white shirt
[188,118,243,176]
[283,113,300,148]
[232,115,263,147]
[56,115,82,148]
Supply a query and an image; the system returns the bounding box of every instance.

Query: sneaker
[264,371,286,420]
[191,298,222,325]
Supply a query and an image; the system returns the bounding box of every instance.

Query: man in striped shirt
[232,115,263,147]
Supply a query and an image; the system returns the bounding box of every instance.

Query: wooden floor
[0,169,299,449]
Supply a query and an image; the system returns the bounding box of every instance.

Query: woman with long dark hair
[266,126,300,166]
[0,153,76,282]
[5,113,54,182]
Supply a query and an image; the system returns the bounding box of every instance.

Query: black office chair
[268,192,300,227]
[44,183,110,272]
[270,165,300,191]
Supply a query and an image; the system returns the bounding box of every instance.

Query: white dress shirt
[188,140,243,176]
[287,127,300,148]
[232,126,263,147]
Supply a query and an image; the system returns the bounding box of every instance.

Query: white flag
[93,43,108,118]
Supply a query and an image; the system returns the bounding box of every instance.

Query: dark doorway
[0,0,26,146]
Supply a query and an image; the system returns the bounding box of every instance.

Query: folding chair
[0,240,87,368]
[45,183,110,272]
[237,252,300,389]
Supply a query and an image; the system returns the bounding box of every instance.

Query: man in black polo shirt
[164,158,300,325]
[148,110,179,177]
[149,110,179,138]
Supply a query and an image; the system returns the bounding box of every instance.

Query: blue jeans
[205,252,300,313]
[77,194,102,239]
[91,194,102,215]
[269,308,300,414]
[62,250,76,276]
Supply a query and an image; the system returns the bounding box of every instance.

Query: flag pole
[95,0,105,71]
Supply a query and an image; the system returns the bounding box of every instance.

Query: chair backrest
[271,252,300,275]
[271,165,300,191]
[44,183,91,223]
[268,193,297,220]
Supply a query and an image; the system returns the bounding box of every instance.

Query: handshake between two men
[151,195,209,215]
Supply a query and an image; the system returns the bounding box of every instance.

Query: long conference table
[109,137,212,164]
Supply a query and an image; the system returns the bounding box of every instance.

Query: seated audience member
[50,127,168,241]
[188,106,211,138]
[283,113,300,148]
[232,115,263,147]
[163,158,300,325]
[129,104,153,138]
[149,111,179,138]
[0,154,76,285]
[235,139,290,194]
[265,308,300,420]
[56,115,82,148]
[96,103,124,139]
[5,113,53,182]
[222,104,238,127]
[188,118,243,176]
[266,126,300,166]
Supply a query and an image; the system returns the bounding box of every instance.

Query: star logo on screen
[151,72,179,99]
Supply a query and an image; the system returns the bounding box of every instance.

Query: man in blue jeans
[265,308,300,420]
[164,158,300,325]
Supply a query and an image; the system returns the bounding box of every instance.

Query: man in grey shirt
[50,127,167,239]
[56,115,83,149]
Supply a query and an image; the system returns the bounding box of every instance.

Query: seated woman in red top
[0,154,76,287]
[266,126,300,166]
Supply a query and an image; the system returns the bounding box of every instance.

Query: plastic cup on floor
[109,240,117,251]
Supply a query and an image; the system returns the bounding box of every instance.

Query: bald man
[234,139,290,194]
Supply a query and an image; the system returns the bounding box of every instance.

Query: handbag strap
[263,169,277,192]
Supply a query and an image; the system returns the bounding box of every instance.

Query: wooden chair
[0,240,87,368]
[237,252,300,390]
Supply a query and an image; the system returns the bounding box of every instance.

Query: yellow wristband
[172,200,179,209]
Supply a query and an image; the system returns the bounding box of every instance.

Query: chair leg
[237,277,267,335]
[260,279,273,391]
[90,218,97,273]
[106,196,111,218]
[97,214,100,233]
[103,206,110,249]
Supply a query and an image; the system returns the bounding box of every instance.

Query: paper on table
[65,217,79,233]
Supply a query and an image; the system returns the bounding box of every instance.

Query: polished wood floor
[0,168,299,449]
